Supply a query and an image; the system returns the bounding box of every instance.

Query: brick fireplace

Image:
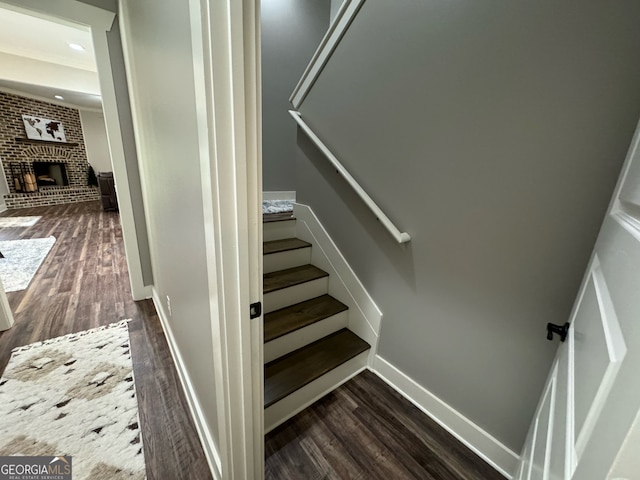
[0,92,100,209]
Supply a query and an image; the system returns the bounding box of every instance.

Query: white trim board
[372,356,519,479]
[263,191,296,201]
[289,0,366,108]
[151,288,222,480]
[0,85,103,113]
[294,203,382,365]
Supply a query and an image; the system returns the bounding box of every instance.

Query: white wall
[296,0,640,453]
[79,109,111,173]
[119,0,219,459]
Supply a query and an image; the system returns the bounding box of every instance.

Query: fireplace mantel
[15,138,79,147]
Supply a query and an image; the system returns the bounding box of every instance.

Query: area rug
[0,320,146,480]
[0,216,41,228]
[0,236,55,292]
[263,199,293,214]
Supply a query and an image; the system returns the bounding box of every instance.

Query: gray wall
[261,0,330,191]
[80,110,112,173]
[119,0,219,446]
[296,0,640,451]
[330,0,342,23]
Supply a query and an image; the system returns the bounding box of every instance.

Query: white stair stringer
[263,219,296,242]
[264,309,348,363]
[293,203,382,367]
[264,246,312,274]
[264,350,368,433]
[263,276,328,313]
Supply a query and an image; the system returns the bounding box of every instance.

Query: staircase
[263,212,371,431]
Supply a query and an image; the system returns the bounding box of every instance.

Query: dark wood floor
[0,201,212,480]
[265,369,504,480]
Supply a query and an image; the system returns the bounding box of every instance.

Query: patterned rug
[263,199,293,214]
[0,321,146,479]
[0,216,41,228]
[0,236,55,292]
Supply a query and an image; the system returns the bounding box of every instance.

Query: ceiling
[0,6,101,110]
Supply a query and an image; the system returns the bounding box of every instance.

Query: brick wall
[0,91,99,208]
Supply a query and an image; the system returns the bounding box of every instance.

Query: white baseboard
[372,356,518,479]
[263,191,296,201]
[293,203,382,365]
[151,288,222,480]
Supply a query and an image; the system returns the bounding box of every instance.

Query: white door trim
[189,0,263,478]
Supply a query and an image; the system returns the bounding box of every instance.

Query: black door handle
[546,322,570,342]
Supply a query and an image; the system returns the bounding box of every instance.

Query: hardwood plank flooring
[0,201,212,480]
[265,369,505,480]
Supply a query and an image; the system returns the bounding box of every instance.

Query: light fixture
[54,95,64,100]
[68,43,85,51]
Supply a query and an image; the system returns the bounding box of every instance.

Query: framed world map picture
[22,115,67,142]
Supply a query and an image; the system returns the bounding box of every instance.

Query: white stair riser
[264,247,312,274]
[264,310,348,363]
[263,277,328,313]
[264,351,369,433]
[263,220,296,242]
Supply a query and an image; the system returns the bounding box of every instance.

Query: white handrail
[289,110,411,244]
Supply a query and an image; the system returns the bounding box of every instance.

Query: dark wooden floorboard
[0,201,212,480]
[263,237,311,255]
[263,212,294,223]
[264,294,348,343]
[265,329,369,408]
[264,264,328,294]
[265,369,505,480]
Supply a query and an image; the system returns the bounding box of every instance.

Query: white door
[514,119,640,480]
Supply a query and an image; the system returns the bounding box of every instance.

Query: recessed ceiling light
[68,43,85,51]
[54,95,64,100]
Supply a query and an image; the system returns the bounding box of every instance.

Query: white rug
[0,236,55,292]
[263,199,293,214]
[0,216,41,228]
[0,321,146,480]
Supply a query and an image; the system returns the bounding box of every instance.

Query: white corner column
[0,278,14,331]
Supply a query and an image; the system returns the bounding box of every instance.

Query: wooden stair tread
[263,238,311,255]
[264,329,369,408]
[265,295,348,343]
[263,212,295,223]
[264,265,328,294]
